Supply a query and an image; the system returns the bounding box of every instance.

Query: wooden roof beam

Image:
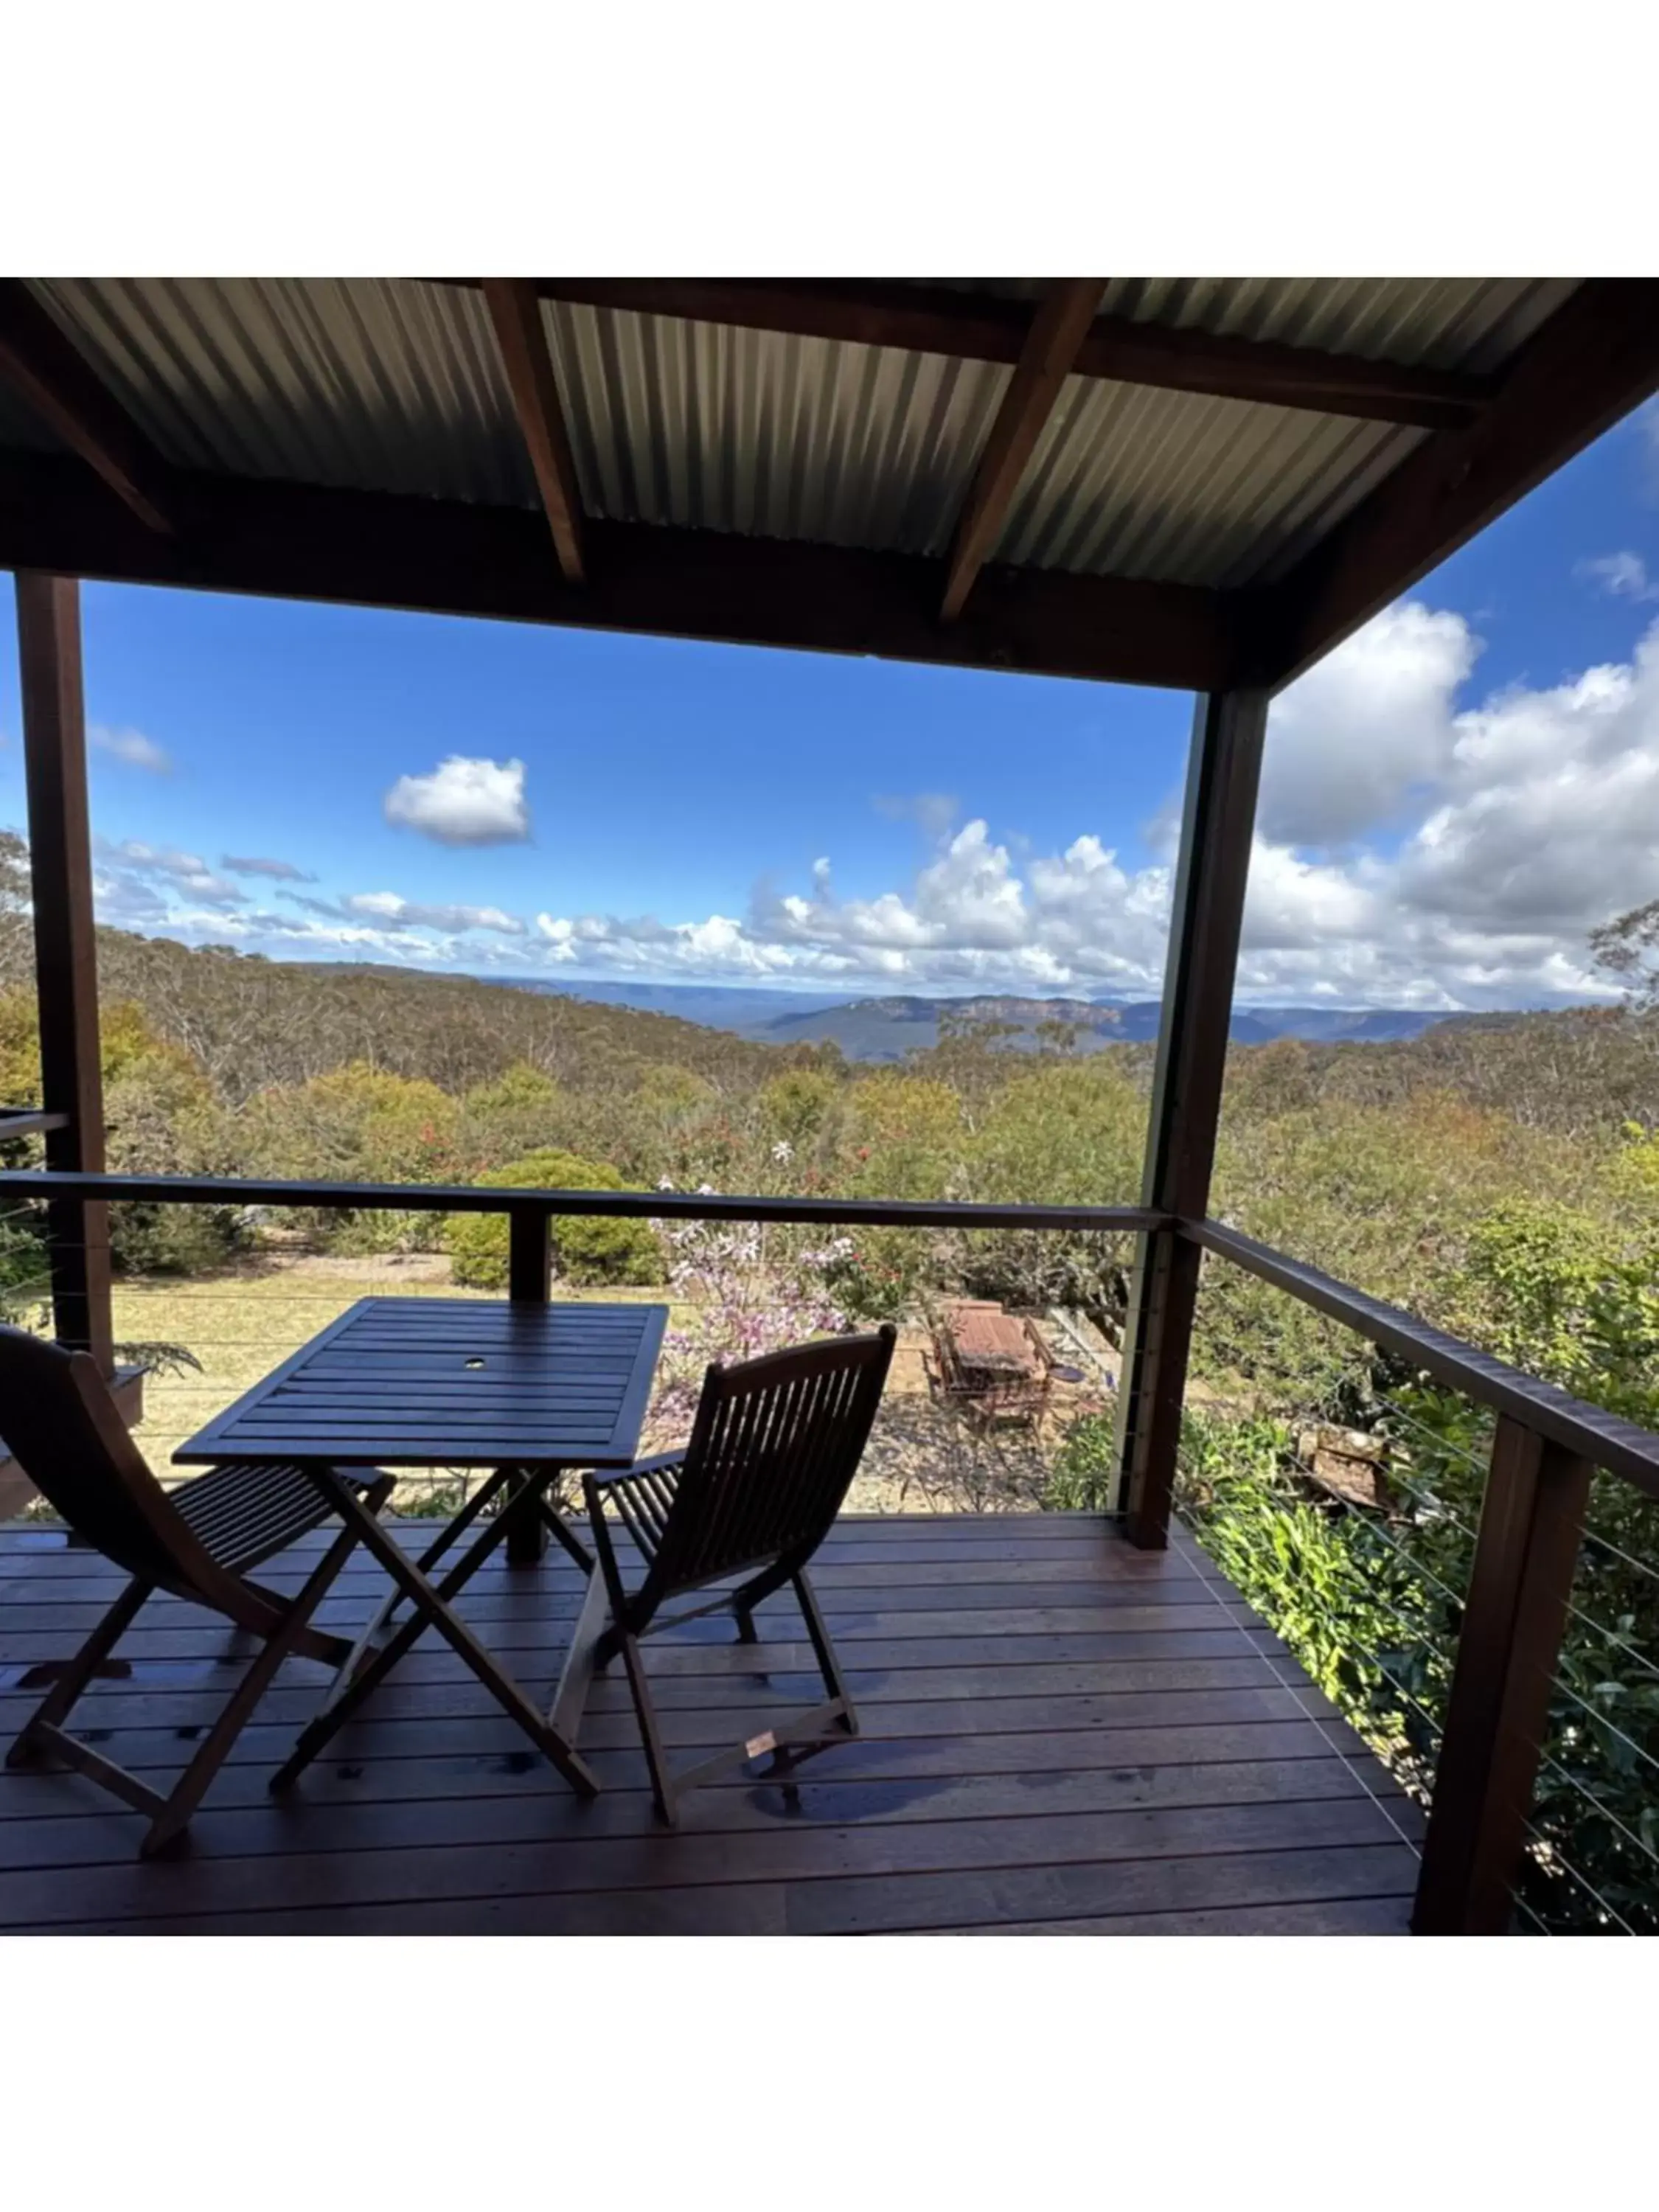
[0,447,1245,694]
[0,281,179,535]
[939,279,1104,622]
[467,279,1495,431]
[1256,279,1659,689]
[481,278,587,585]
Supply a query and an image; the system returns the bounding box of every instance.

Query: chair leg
[582,1486,678,1820]
[140,1624,296,1857]
[547,1567,611,1745]
[141,1514,375,1857]
[616,1626,679,1826]
[728,1554,796,1638]
[794,1571,858,1737]
[4,1576,153,1769]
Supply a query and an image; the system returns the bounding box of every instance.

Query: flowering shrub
[643,1180,852,1448]
[821,1226,925,1323]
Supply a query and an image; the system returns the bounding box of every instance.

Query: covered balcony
[2,275,1658,1935]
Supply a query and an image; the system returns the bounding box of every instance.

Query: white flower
[771,1140,793,1164]
[657,1176,675,1192]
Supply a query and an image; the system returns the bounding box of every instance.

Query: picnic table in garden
[928,1299,1055,1427]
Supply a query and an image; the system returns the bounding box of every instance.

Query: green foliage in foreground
[1178,1192,1659,1935]
[1042,1411,1117,1513]
[443,1150,663,1289]
[1177,1411,1452,1762]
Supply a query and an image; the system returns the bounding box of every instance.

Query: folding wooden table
[173,1295,668,1798]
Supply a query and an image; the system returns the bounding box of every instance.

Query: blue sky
[3,398,1658,1011]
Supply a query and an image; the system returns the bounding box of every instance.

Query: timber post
[505,1200,553,1564]
[15,572,113,1372]
[1114,688,1268,1547]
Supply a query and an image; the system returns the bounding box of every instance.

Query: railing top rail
[1187,1217,1659,1502]
[0,1110,71,1138]
[0,1168,1163,1239]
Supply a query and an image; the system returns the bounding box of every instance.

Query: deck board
[0,1514,1416,1935]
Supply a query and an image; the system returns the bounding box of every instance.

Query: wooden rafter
[1259,278,1659,688]
[939,279,1103,622]
[451,278,1495,431]
[0,448,1242,694]
[0,282,178,535]
[481,278,586,585]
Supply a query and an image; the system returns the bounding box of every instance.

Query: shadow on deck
[0,1513,1419,1934]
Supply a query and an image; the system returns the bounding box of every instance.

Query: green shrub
[458,1064,564,1166]
[444,1148,662,1289]
[100,1005,241,1274]
[1042,1411,1117,1511]
[1177,1411,1447,1737]
[759,1068,840,1153]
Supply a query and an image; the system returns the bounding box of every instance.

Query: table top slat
[175,1297,669,1470]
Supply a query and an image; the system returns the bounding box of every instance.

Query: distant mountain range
[497,978,1476,1062]
[504,980,844,1029]
[737,995,1455,1059]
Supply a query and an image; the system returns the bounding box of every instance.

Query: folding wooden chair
[552,1325,897,1823]
[0,1326,394,1857]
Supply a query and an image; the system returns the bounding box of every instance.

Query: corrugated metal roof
[545,300,1011,554]
[29,278,538,506]
[1001,380,1419,586]
[996,278,1579,586]
[4,276,1590,594]
[928,276,1579,371]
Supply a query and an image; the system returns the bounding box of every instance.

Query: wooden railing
[3,1166,1658,1936]
[0,1108,70,1139]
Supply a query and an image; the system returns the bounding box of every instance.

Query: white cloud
[221,854,316,883]
[345,891,526,936]
[535,823,1175,994]
[91,867,171,929]
[90,726,172,773]
[383,756,530,845]
[1575,552,1659,603]
[97,838,246,907]
[1256,602,1476,846]
[1234,613,1659,1005]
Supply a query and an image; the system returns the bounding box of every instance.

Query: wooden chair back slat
[0,1326,217,1597]
[644,1326,896,1603]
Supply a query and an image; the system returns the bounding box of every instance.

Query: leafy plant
[1042,1411,1117,1512]
[1177,1411,1449,1752]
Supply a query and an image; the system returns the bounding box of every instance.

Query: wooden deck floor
[0,1513,1420,1934]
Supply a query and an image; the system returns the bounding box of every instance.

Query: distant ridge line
[484,976,1544,1062]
